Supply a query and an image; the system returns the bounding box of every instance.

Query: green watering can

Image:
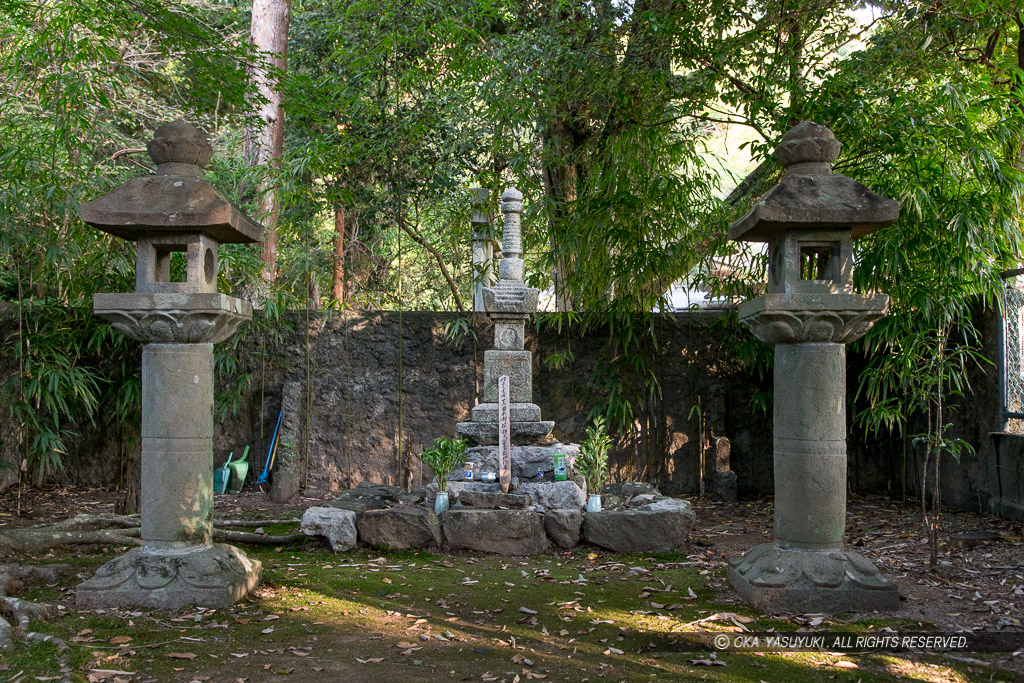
[213,452,234,495]
[226,446,250,493]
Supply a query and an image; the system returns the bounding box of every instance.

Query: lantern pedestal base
[77,543,261,611]
[727,543,898,614]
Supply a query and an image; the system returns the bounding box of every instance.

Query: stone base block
[455,420,554,446]
[727,544,899,614]
[326,482,418,513]
[482,350,533,403]
[459,491,532,509]
[471,402,542,423]
[516,481,586,511]
[583,506,694,553]
[712,471,738,502]
[452,444,580,481]
[544,509,582,549]
[77,543,261,610]
[991,498,1024,522]
[357,507,442,549]
[425,481,498,508]
[441,509,549,555]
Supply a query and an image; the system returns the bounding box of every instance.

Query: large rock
[516,481,586,511]
[326,482,412,513]
[301,506,357,552]
[440,509,549,555]
[357,507,442,549]
[583,505,695,553]
[728,544,899,613]
[544,509,582,549]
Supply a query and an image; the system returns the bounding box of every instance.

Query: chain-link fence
[1000,269,1024,425]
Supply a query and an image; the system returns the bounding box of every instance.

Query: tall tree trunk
[245,0,291,283]
[332,204,346,304]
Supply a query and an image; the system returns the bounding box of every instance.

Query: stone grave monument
[447,186,582,500]
[76,121,263,609]
[726,121,900,612]
[457,187,554,446]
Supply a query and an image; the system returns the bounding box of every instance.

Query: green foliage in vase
[420,437,467,493]
[576,416,611,495]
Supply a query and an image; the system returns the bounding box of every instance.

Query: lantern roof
[728,121,899,243]
[79,121,263,244]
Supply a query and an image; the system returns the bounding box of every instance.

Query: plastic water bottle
[553,452,567,481]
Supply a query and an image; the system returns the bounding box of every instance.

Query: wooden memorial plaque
[498,375,512,493]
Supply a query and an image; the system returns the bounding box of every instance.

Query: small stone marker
[498,375,511,493]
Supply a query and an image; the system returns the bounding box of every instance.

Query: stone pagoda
[457,187,553,446]
[726,121,900,613]
[76,121,262,609]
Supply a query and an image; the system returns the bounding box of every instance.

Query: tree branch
[392,210,467,312]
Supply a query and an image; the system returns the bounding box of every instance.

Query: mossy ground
[0,538,1013,683]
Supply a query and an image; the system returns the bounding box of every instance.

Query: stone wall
[843,304,1004,513]
[212,311,775,498]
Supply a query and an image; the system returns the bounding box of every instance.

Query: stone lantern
[76,121,263,609]
[726,121,900,612]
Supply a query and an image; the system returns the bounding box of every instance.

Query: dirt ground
[2,484,1021,635]
[697,495,1024,634]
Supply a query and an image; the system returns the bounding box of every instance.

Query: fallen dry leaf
[690,654,726,667]
[166,652,198,660]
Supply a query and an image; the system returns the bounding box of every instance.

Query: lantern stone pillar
[76,121,263,610]
[726,121,900,613]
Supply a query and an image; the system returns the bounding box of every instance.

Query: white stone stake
[498,375,511,493]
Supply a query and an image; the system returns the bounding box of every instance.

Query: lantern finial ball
[775,121,841,173]
[147,120,213,169]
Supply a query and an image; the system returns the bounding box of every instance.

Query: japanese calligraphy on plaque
[498,375,511,493]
